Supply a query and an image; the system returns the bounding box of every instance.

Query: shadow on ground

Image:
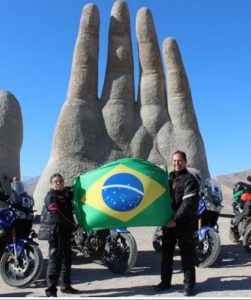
[215,243,251,268]
[2,243,250,298]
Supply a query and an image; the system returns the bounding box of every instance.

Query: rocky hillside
[213,169,251,215]
[214,169,251,196]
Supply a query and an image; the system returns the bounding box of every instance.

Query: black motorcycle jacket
[44,187,75,231]
[169,168,200,228]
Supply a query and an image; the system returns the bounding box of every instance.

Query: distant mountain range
[212,169,251,215]
[23,175,40,197]
[214,169,251,199]
[23,169,251,215]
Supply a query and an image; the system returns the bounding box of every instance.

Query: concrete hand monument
[34,1,209,212]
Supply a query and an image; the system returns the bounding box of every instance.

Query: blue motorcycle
[152,178,223,268]
[0,191,43,287]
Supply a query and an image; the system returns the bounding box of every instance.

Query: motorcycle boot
[154,281,172,292]
[183,270,196,296]
[61,286,80,294]
[45,288,57,297]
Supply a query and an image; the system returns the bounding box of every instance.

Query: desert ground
[0,201,250,298]
[0,172,250,298]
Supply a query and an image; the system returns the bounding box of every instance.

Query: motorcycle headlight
[205,200,216,211]
[205,200,222,213]
[21,195,34,209]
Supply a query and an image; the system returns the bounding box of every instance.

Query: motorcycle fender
[5,238,37,256]
[196,226,214,241]
[115,227,129,233]
[108,227,129,241]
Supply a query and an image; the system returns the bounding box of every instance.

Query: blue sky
[0,0,251,178]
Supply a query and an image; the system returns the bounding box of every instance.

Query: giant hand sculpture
[34,1,210,212]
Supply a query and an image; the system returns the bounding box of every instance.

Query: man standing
[154,150,200,296]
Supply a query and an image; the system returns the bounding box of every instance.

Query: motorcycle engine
[89,236,99,251]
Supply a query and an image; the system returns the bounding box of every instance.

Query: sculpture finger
[135,7,169,142]
[67,4,99,102]
[136,8,166,108]
[101,0,134,102]
[101,1,135,153]
[163,37,210,178]
[163,37,199,130]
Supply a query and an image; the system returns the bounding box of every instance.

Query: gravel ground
[0,205,250,298]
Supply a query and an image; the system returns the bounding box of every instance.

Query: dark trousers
[160,226,196,288]
[46,225,72,293]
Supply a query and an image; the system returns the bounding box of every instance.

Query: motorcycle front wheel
[152,226,163,253]
[0,244,44,287]
[103,232,137,274]
[242,223,251,253]
[194,230,221,268]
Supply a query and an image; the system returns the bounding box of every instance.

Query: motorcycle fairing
[0,208,16,228]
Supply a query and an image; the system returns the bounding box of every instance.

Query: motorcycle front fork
[198,218,202,230]
[12,227,19,265]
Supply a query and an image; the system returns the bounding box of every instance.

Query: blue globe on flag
[102,173,144,212]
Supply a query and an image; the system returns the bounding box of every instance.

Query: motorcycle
[0,189,44,287]
[71,226,138,274]
[152,178,223,268]
[229,176,251,253]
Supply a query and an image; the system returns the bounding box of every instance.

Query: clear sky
[0,0,251,178]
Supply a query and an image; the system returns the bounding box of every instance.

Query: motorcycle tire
[152,226,164,253]
[242,223,251,253]
[0,244,44,288]
[104,232,137,274]
[195,230,221,268]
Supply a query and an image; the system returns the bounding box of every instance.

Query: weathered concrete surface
[34,1,210,213]
[0,90,23,194]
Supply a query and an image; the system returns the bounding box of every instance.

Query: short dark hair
[172,150,187,162]
[49,173,64,183]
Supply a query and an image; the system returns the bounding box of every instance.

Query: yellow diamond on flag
[82,164,166,222]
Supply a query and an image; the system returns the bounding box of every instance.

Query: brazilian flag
[73,158,173,230]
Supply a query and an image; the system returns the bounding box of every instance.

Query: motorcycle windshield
[11,182,24,194]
